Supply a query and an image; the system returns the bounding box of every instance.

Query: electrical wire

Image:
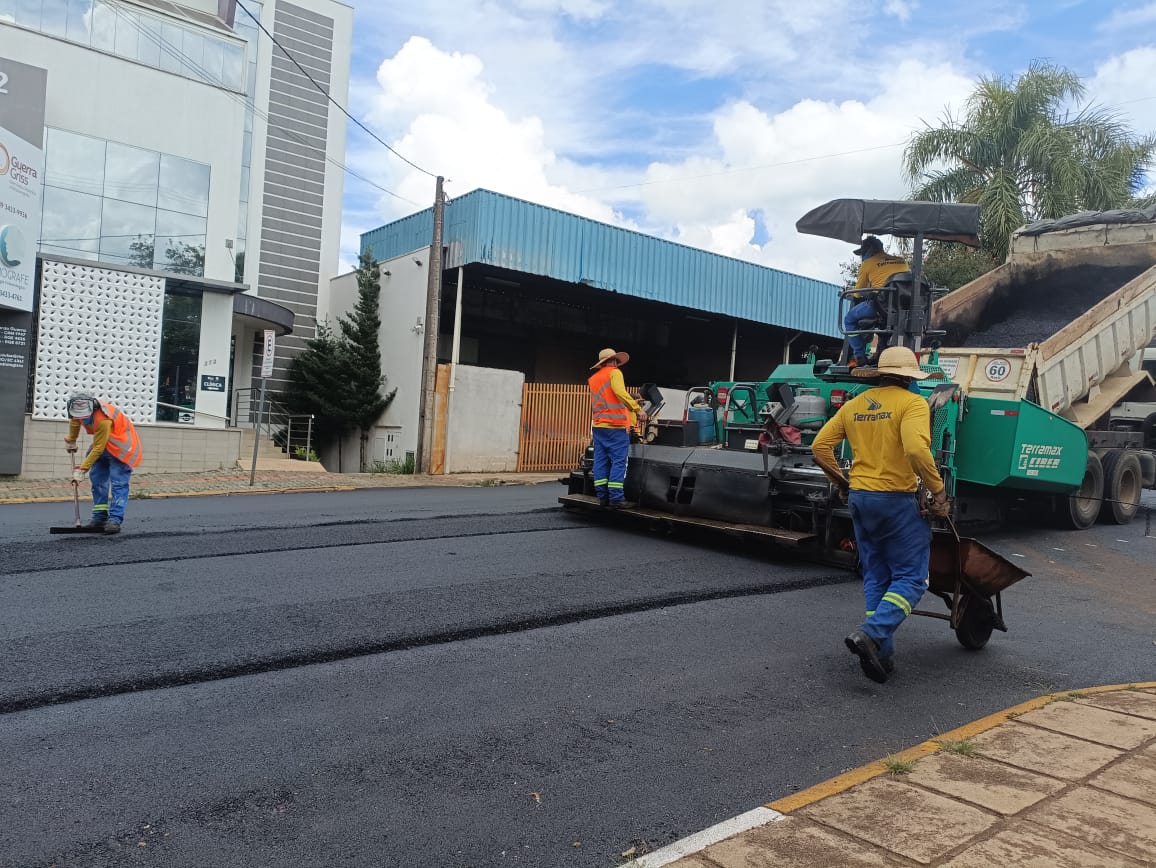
[234,0,438,180]
[104,0,420,206]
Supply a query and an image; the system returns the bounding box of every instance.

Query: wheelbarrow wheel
[954,593,995,651]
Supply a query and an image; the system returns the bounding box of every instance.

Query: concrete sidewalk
[0,468,562,503]
[637,683,1156,867]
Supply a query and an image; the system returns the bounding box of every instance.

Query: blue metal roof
[361,188,840,337]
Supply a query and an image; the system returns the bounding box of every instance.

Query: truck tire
[1058,452,1103,530]
[1099,450,1142,525]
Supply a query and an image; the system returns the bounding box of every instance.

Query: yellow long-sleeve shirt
[67,418,111,471]
[810,385,945,494]
[592,368,643,428]
[851,253,909,300]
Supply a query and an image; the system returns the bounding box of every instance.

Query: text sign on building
[260,329,276,378]
[0,58,47,314]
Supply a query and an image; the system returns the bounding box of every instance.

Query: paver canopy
[796,199,981,247]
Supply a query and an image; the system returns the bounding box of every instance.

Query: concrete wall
[20,418,242,478]
[445,365,523,473]
[195,292,236,428]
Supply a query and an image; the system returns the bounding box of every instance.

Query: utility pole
[416,175,445,474]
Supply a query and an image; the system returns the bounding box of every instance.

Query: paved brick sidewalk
[637,683,1156,867]
[0,468,563,503]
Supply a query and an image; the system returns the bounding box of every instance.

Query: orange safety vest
[588,366,633,428]
[83,402,143,468]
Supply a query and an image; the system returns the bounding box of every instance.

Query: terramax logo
[865,396,882,411]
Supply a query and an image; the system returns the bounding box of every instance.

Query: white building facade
[0,0,351,477]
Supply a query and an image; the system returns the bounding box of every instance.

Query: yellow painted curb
[766,680,1156,814]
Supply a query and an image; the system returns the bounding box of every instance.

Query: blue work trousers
[848,490,930,659]
[89,452,133,523]
[844,299,880,361]
[592,427,630,502]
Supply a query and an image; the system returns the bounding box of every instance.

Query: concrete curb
[764,680,1156,815]
[637,681,1156,868]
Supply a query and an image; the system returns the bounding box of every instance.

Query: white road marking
[633,807,786,867]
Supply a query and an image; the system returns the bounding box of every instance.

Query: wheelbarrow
[920,518,1030,650]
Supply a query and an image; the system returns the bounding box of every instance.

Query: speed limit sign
[985,358,1012,382]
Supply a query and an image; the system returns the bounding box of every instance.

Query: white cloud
[883,0,918,22]
[1088,46,1156,137]
[1097,1,1156,33]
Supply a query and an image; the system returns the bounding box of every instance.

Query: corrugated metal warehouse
[361,189,841,389]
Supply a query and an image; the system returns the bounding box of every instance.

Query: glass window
[159,21,183,73]
[45,128,106,196]
[99,198,156,267]
[222,41,245,91]
[41,0,67,36]
[65,0,91,42]
[201,35,223,85]
[89,0,115,51]
[136,14,161,66]
[181,27,204,77]
[158,154,210,217]
[104,141,159,207]
[156,291,202,422]
[14,0,40,28]
[113,6,139,59]
[39,186,103,260]
[155,210,206,275]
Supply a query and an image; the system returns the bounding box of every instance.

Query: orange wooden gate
[517,383,592,472]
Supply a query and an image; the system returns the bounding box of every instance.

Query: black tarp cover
[796,199,981,246]
[1017,205,1156,236]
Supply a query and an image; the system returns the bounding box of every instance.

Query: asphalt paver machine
[561,199,1033,650]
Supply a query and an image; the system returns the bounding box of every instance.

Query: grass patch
[937,738,979,757]
[1056,691,1087,702]
[130,490,152,500]
[883,755,916,775]
[370,455,416,475]
[466,478,503,487]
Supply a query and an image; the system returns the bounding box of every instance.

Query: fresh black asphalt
[1,485,1153,867]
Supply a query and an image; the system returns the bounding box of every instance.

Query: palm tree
[904,61,1155,261]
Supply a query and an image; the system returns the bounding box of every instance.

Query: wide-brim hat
[853,235,884,256]
[876,346,928,380]
[591,347,630,369]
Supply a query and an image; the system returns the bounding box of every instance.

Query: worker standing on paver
[810,347,951,683]
[63,392,143,535]
[845,235,910,367]
[587,348,645,508]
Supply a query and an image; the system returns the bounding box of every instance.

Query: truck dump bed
[932,219,1156,427]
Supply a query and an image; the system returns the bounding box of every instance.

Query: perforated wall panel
[33,260,164,422]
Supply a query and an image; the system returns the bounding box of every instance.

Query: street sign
[0,57,47,314]
[260,329,276,379]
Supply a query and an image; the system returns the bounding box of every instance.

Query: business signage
[0,58,47,314]
[260,329,276,379]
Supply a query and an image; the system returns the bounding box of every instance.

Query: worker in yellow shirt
[63,392,144,534]
[810,347,950,683]
[587,348,645,508]
[845,235,910,367]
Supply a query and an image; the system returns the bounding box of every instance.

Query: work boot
[83,518,107,530]
[881,657,895,674]
[845,630,889,684]
[609,501,637,510]
[598,495,610,508]
[103,520,122,535]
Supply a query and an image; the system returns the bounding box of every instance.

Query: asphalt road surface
[1,485,1153,867]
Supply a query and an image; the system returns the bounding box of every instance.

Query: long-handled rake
[49,450,104,535]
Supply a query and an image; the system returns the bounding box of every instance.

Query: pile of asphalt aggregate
[960,264,1146,347]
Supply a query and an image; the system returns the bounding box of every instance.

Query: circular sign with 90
[985,358,1012,382]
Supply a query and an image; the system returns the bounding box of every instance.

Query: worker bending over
[810,347,950,683]
[63,392,144,535]
[587,348,645,508]
[845,235,910,367]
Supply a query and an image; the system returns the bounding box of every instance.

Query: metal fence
[516,383,642,472]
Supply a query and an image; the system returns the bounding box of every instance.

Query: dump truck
[932,213,1156,527]
[1110,341,1156,449]
[560,200,1156,649]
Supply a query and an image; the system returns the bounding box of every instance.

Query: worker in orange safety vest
[63,392,143,535]
[587,348,644,508]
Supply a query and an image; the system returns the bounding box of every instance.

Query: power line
[234,0,438,180]
[105,0,420,207]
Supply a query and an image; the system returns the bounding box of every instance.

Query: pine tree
[284,322,358,467]
[337,251,396,471]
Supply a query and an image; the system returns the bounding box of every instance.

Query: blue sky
[337,0,1156,282]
